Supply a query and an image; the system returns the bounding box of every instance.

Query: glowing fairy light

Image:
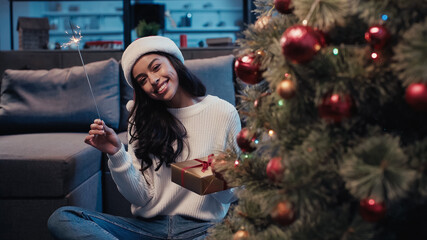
[381,14,388,21]
[234,159,240,167]
[371,52,378,59]
[330,94,340,103]
[63,22,101,121]
[333,48,339,55]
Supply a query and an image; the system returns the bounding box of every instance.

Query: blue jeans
[48,206,214,240]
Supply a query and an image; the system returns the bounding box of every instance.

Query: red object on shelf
[180,34,187,48]
[84,40,123,49]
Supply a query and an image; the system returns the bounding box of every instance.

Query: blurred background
[0,0,257,50]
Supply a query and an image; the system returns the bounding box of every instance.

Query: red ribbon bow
[181,154,214,187]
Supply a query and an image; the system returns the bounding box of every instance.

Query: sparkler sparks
[62,25,83,48]
[63,22,101,121]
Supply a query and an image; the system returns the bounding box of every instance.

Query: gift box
[171,155,228,195]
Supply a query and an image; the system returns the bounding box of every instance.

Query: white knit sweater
[108,95,241,221]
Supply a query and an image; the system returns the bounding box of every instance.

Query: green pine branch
[393,18,427,86]
[340,132,417,201]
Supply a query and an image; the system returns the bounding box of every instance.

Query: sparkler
[63,22,101,121]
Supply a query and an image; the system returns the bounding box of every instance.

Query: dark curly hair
[128,52,206,172]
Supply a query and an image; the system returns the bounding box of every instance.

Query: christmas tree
[208,0,427,239]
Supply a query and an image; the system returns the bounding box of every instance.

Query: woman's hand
[84,119,122,155]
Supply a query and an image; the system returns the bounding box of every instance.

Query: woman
[47,36,241,240]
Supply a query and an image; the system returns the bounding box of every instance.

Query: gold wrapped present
[171,155,228,195]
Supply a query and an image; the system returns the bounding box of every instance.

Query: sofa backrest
[0,50,238,135]
[0,50,123,75]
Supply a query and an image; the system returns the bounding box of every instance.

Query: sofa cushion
[185,54,236,106]
[0,171,102,240]
[118,61,134,132]
[0,58,120,134]
[0,133,102,197]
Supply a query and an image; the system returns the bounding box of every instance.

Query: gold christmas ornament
[255,16,271,30]
[277,79,296,99]
[255,49,266,57]
[233,229,250,240]
[270,200,296,226]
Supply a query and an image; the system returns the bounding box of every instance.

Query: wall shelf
[168,8,241,13]
[164,26,241,33]
[8,0,131,50]
[163,0,243,47]
[50,29,123,36]
[42,11,123,17]
[7,0,253,50]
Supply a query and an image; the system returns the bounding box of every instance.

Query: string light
[278,99,285,106]
[330,94,340,102]
[302,19,308,26]
[333,48,339,55]
[268,129,275,137]
[381,14,388,21]
[371,52,378,59]
[234,159,240,167]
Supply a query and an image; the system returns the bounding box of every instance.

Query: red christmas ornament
[318,93,354,123]
[234,54,263,85]
[270,200,296,226]
[266,157,285,183]
[274,0,293,14]
[365,24,391,50]
[405,82,427,111]
[359,198,386,222]
[280,25,323,64]
[314,29,328,47]
[236,128,256,153]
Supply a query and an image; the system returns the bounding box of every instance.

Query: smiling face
[132,53,190,107]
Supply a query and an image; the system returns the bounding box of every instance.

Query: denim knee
[47,206,83,236]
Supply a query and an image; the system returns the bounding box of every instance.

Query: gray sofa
[0,49,237,240]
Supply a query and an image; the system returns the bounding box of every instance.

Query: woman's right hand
[84,119,122,155]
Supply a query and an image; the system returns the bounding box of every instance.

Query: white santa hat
[121,36,184,88]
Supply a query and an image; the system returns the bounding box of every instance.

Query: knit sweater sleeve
[107,141,154,207]
[209,105,242,204]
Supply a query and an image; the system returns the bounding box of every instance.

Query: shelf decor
[17,17,50,50]
[135,20,160,38]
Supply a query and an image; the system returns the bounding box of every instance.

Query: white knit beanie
[121,36,184,88]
